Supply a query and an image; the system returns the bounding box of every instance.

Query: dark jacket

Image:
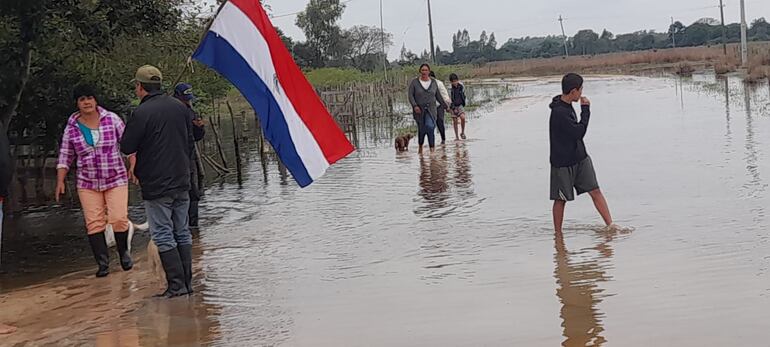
[0,121,12,198]
[186,104,205,201]
[121,91,193,200]
[408,78,447,122]
[187,105,205,143]
[549,95,590,168]
[451,83,466,108]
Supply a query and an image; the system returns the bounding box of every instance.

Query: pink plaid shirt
[57,106,129,191]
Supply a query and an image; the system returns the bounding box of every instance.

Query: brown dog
[395,134,413,152]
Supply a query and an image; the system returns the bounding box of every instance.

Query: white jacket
[436,79,452,106]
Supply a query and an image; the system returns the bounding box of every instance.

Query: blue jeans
[145,191,192,253]
[416,112,436,148]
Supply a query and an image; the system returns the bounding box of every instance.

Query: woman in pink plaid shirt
[55,85,136,278]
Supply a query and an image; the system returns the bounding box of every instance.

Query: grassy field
[305,42,770,88]
[468,42,770,80]
[305,65,472,88]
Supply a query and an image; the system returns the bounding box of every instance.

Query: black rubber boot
[87,232,110,277]
[156,248,188,298]
[177,244,194,294]
[114,231,133,271]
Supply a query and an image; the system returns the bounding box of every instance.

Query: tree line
[279,0,393,72]
[401,18,770,66]
[281,1,770,68]
[1,0,231,155]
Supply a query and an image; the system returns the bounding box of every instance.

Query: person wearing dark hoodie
[549,73,614,234]
[173,83,205,229]
[0,120,18,335]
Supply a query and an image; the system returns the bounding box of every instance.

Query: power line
[272,0,355,19]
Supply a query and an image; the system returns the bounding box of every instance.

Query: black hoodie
[549,95,590,167]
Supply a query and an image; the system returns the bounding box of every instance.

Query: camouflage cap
[132,65,163,84]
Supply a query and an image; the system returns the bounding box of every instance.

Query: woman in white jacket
[430,71,452,145]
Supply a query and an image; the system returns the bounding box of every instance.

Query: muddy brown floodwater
[1,74,770,346]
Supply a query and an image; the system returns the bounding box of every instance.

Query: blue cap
[174,83,195,101]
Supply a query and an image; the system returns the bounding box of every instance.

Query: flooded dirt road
[2,75,770,346]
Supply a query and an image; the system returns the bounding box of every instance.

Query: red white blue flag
[193,0,355,187]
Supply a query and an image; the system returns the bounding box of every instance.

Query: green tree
[750,18,770,41]
[487,33,498,50]
[573,29,599,55]
[459,29,471,47]
[398,44,418,66]
[295,0,346,68]
[342,25,393,71]
[668,21,686,47]
[683,23,710,46]
[0,0,186,147]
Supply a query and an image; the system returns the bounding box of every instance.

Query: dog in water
[106,221,165,289]
[395,134,413,152]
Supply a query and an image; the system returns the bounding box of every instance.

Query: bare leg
[553,200,566,234]
[453,118,460,140]
[460,115,466,136]
[588,189,613,226]
[418,145,423,155]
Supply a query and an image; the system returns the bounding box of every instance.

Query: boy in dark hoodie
[449,73,467,140]
[549,73,614,233]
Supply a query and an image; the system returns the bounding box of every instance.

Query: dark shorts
[451,106,465,118]
[550,156,600,201]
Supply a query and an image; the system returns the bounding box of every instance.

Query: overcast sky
[265,0,770,58]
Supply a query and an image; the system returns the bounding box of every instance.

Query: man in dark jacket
[549,73,614,234]
[173,83,205,228]
[121,65,194,298]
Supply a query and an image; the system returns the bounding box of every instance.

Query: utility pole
[427,0,436,63]
[719,0,728,55]
[671,17,677,48]
[380,0,388,81]
[740,0,749,66]
[558,15,569,57]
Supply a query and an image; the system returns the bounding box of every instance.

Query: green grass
[304,65,473,88]
[304,68,376,87]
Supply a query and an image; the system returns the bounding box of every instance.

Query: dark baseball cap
[174,83,195,101]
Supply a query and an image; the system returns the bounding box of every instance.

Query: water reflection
[92,298,216,347]
[721,76,732,142]
[675,77,686,110]
[414,143,480,219]
[416,152,450,217]
[453,143,473,194]
[553,227,631,347]
[742,82,764,200]
[92,241,218,347]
